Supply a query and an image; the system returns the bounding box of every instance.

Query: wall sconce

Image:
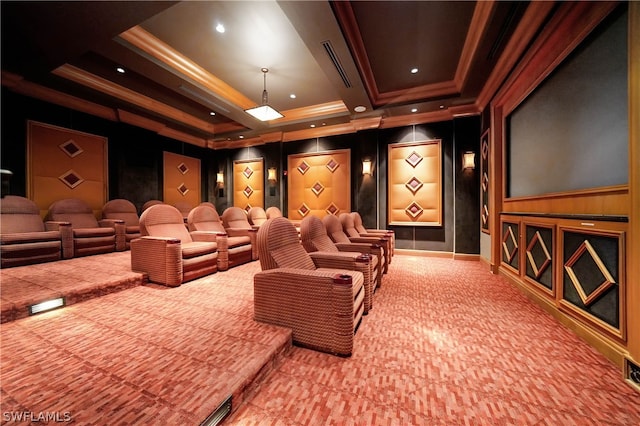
[362,159,372,176]
[216,172,224,197]
[462,152,476,170]
[267,167,277,183]
[267,167,277,196]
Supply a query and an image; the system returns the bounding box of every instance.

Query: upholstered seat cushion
[73,227,114,238]
[1,231,62,244]
[181,241,218,259]
[1,240,61,259]
[227,235,251,248]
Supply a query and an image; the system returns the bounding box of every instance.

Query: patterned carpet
[1,254,639,425]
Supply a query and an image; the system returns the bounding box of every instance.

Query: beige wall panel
[233,159,264,211]
[388,140,442,226]
[287,150,350,220]
[27,121,108,218]
[163,151,201,209]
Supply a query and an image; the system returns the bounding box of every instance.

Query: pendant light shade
[245,68,283,121]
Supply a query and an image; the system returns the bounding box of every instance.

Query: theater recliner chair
[102,199,140,249]
[351,211,395,258]
[46,198,125,257]
[265,206,282,219]
[187,204,254,270]
[131,204,219,287]
[254,217,365,356]
[339,212,390,274]
[323,214,386,278]
[300,215,377,314]
[221,207,258,261]
[0,195,72,267]
[247,206,268,228]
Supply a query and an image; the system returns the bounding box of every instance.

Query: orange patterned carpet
[1,254,639,425]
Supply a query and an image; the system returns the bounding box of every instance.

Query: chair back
[351,212,367,234]
[265,206,283,219]
[0,196,46,233]
[102,199,139,226]
[339,212,360,238]
[187,204,225,233]
[139,204,193,243]
[322,214,351,244]
[173,201,192,219]
[247,206,267,227]
[256,217,316,271]
[300,216,338,253]
[221,206,252,230]
[47,198,99,229]
[142,199,164,212]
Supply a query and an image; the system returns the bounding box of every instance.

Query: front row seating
[300,215,378,314]
[102,199,141,249]
[254,217,365,357]
[131,204,220,287]
[221,207,258,261]
[0,195,72,267]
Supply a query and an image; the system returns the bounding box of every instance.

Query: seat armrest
[253,268,364,356]
[98,219,126,251]
[309,251,368,270]
[335,242,380,252]
[130,237,183,287]
[45,221,74,258]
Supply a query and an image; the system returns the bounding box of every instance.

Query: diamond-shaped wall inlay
[177,183,189,196]
[482,172,489,192]
[243,185,254,198]
[482,205,489,225]
[59,139,83,158]
[244,204,252,213]
[297,161,310,175]
[311,181,324,196]
[482,139,489,159]
[405,177,423,194]
[526,231,551,280]
[326,158,339,172]
[177,162,189,175]
[405,151,423,168]
[502,226,518,263]
[326,203,339,216]
[405,201,423,219]
[58,169,84,189]
[298,203,310,217]
[243,166,253,179]
[564,239,616,306]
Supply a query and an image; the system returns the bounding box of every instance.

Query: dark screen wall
[1,88,480,254]
[507,7,628,197]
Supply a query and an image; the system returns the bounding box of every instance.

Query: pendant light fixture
[244,68,283,121]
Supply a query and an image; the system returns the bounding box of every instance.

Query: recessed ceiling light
[289,94,296,99]
[210,111,216,116]
[310,124,316,128]
[354,106,366,113]
[116,67,125,74]
[439,105,445,109]
[411,108,418,113]
[239,135,244,139]
[216,23,225,33]
[411,68,418,74]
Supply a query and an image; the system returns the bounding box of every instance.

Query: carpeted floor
[226,256,640,425]
[1,254,639,425]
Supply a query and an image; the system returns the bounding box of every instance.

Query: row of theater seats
[252,214,395,356]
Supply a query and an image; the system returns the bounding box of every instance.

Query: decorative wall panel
[233,158,264,212]
[27,121,108,217]
[287,150,350,220]
[501,220,519,273]
[560,227,625,339]
[388,140,442,226]
[480,129,490,234]
[524,223,554,295]
[163,151,200,208]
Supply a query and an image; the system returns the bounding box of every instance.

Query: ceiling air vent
[322,40,352,88]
